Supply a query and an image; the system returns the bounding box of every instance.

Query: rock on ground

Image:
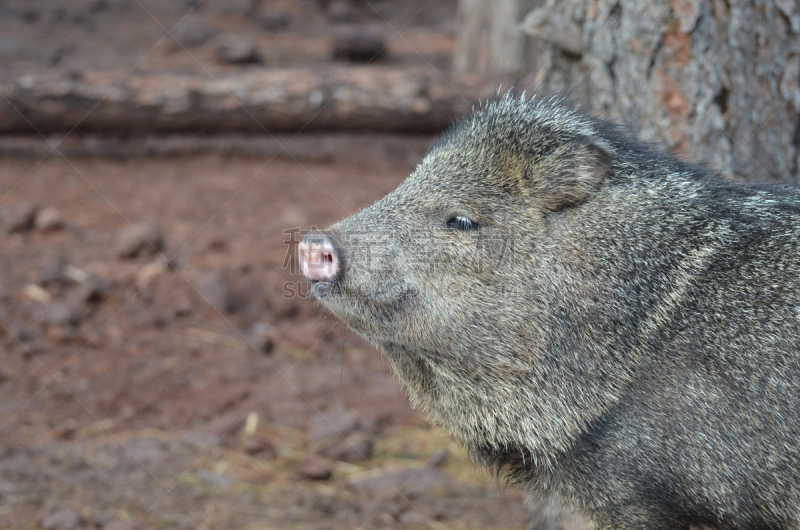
[215,35,260,64]
[5,201,36,233]
[114,222,164,259]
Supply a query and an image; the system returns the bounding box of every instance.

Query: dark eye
[446,215,476,231]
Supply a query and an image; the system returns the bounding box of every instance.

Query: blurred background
[0,1,797,529]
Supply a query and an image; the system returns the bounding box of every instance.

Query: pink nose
[298,233,339,282]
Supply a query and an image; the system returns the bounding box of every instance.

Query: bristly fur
[309,92,800,529]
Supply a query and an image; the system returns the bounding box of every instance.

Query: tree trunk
[521,0,800,182]
[454,0,542,73]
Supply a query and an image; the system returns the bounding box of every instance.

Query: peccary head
[299,94,621,473]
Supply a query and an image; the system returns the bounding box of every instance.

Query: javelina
[297,93,800,529]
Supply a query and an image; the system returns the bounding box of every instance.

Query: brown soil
[0,150,527,530]
[0,1,529,528]
[0,0,457,77]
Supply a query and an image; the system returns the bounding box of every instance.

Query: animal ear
[535,138,615,212]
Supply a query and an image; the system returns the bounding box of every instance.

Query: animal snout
[298,232,340,282]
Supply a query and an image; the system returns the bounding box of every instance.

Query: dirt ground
[0,0,458,77]
[0,148,528,530]
[0,1,531,528]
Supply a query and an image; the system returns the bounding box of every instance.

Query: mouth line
[308,278,417,315]
[308,279,334,299]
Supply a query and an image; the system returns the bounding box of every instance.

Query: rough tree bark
[454,0,541,73]
[522,0,800,182]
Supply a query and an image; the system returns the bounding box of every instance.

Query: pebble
[36,254,69,286]
[331,25,387,62]
[23,283,52,303]
[327,0,358,23]
[72,274,109,304]
[210,0,259,16]
[247,322,277,354]
[428,446,449,467]
[103,520,156,530]
[45,325,78,344]
[40,508,84,530]
[243,436,273,456]
[196,470,234,489]
[206,236,227,252]
[89,0,111,13]
[350,465,452,495]
[171,290,193,318]
[37,275,106,326]
[136,261,166,289]
[320,432,374,462]
[8,321,41,342]
[296,455,333,481]
[40,300,84,326]
[398,511,431,525]
[44,45,70,66]
[215,35,260,65]
[269,287,301,319]
[171,20,218,48]
[52,418,79,440]
[5,201,37,233]
[204,413,245,440]
[63,265,88,284]
[115,221,164,259]
[258,10,292,31]
[309,400,360,442]
[20,9,40,24]
[35,207,64,231]
[195,271,231,314]
[165,240,191,271]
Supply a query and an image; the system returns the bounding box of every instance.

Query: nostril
[298,232,340,283]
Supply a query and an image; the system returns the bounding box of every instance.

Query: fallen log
[0,133,433,166]
[0,67,496,135]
